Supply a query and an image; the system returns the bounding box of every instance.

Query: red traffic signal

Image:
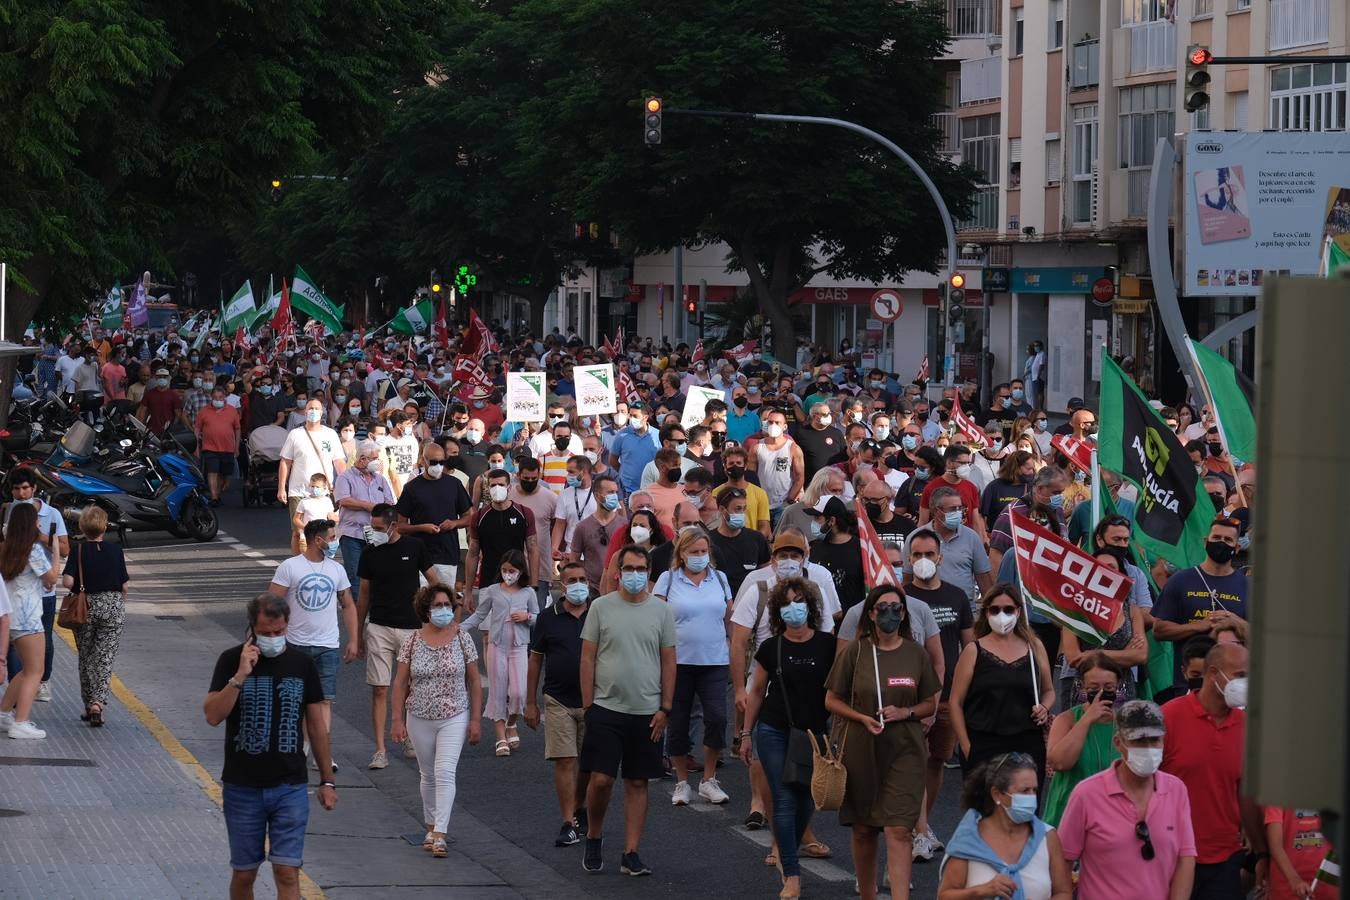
[1188,46,1213,66]
[949,272,967,290]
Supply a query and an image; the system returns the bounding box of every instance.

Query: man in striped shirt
[539,420,574,494]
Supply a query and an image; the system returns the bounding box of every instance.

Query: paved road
[6,496,968,898]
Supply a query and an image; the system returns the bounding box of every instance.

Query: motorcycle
[35,415,218,542]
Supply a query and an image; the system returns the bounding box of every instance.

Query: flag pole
[1090,447,1102,531]
[1183,336,1247,507]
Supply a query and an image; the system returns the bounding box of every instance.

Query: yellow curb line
[57,627,326,900]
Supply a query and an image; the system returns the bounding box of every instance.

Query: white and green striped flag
[1315,849,1340,891]
[193,313,218,351]
[100,282,124,330]
[388,298,433,335]
[290,265,345,334]
[250,277,281,334]
[222,280,256,333]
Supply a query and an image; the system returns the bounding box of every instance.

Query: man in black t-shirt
[709,487,770,596]
[357,503,440,769]
[205,594,335,899]
[464,469,538,607]
[525,560,594,847]
[395,440,471,586]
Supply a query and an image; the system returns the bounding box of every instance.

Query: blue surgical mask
[1034,419,1048,432]
[686,554,709,573]
[429,607,455,628]
[892,565,906,583]
[1049,492,1065,509]
[1012,388,1025,401]
[902,434,919,451]
[255,634,286,658]
[321,541,337,559]
[620,571,648,593]
[306,409,322,423]
[809,521,825,540]
[602,494,619,511]
[915,466,929,480]
[1003,793,1038,824]
[675,442,688,456]
[874,427,890,441]
[991,439,1004,451]
[565,582,590,605]
[728,512,746,529]
[780,601,808,627]
[1000,397,1012,409]
[943,510,963,530]
[566,475,581,488]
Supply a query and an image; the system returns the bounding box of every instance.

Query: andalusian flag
[388,298,434,335]
[222,280,257,334]
[290,265,345,334]
[1314,849,1340,891]
[1186,338,1257,463]
[100,282,124,331]
[1324,236,1350,277]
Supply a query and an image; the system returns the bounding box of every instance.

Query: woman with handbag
[825,585,941,900]
[738,576,834,900]
[0,503,63,739]
[61,506,129,727]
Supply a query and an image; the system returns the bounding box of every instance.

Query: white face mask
[817,414,832,427]
[489,485,509,503]
[500,570,520,585]
[989,611,1018,635]
[1125,746,1164,777]
[1220,672,1248,709]
[912,557,938,581]
[765,423,784,439]
[629,524,652,544]
[425,463,444,479]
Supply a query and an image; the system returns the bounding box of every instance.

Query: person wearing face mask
[988,464,1066,573]
[804,496,866,616]
[708,487,771,595]
[181,369,212,426]
[539,421,577,494]
[205,594,338,898]
[979,450,1035,528]
[677,467,719,530]
[1152,516,1248,690]
[967,424,1008,493]
[195,385,242,507]
[917,444,989,544]
[775,466,843,542]
[389,585,483,859]
[1159,642,1261,898]
[462,549,539,757]
[1042,654,1125,826]
[356,504,439,769]
[523,560,596,847]
[599,508,667,593]
[795,401,847,476]
[278,399,346,554]
[569,475,626,593]
[939,752,1072,900]
[552,455,598,565]
[383,411,421,497]
[599,401,631,455]
[975,383,1016,444]
[463,470,540,614]
[640,448,686,525]
[726,387,760,444]
[917,486,995,602]
[738,576,836,900]
[333,440,397,593]
[292,474,337,549]
[949,586,1056,791]
[136,366,188,432]
[824,584,942,900]
[653,527,735,808]
[608,403,661,497]
[750,409,805,528]
[859,479,916,548]
[1060,697,1201,900]
[246,375,285,433]
[509,457,558,609]
[639,423,697,489]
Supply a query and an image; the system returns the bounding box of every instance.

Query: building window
[1121,0,1167,26]
[1118,83,1175,169]
[1192,0,1214,15]
[1269,62,1347,132]
[1071,104,1098,225]
[960,114,1001,185]
[1190,105,1211,131]
[1045,139,1062,184]
[1269,0,1327,49]
[1013,8,1025,56]
[1008,137,1022,188]
[1049,0,1065,49]
[1231,91,1248,131]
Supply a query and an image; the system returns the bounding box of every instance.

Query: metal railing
[932,112,959,152]
[1127,19,1176,74]
[960,55,1002,103]
[1071,39,1100,88]
[958,185,1001,231]
[1126,169,1151,219]
[948,0,1001,38]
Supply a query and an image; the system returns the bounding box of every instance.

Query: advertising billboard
[1182,131,1350,296]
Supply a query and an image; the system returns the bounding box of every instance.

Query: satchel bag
[809,640,868,811]
[57,545,87,629]
[775,636,823,790]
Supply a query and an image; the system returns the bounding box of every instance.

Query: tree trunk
[0,256,57,427]
[738,237,800,368]
[523,286,551,338]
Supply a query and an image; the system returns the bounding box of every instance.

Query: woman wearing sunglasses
[949,585,1056,792]
[938,752,1072,899]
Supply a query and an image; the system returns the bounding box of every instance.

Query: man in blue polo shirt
[607,402,659,498]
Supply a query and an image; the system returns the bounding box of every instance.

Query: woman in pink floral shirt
[391,584,483,857]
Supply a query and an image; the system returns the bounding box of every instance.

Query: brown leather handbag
[57,545,87,629]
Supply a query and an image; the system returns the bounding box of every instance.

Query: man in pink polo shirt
[1059,700,1197,899]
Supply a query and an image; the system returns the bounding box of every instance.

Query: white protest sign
[681,385,726,429]
[505,371,546,423]
[574,364,617,416]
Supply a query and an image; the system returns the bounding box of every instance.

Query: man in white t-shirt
[269,519,356,765]
[277,398,346,554]
[55,346,84,397]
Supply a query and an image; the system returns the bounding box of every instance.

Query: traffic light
[1185,45,1212,112]
[270,179,283,204]
[430,269,442,294]
[948,272,966,325]
[644,96,663,145]
[685,294,698,326]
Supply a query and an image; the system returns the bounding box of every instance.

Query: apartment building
[945,0,1348,405]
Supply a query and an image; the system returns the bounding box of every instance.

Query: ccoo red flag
[950,394,988,449]
[1010,509,1128,646]
[1050,433,1095,473]
[855,498,901,589]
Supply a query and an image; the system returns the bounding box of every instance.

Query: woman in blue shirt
[653,525,733,808]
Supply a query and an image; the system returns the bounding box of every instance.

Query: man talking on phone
[205,594,337,900]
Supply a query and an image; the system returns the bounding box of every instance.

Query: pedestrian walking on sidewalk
[0,502,63,740]
[461,548,538,757]
[61,506,129,727]
[205,594,337,900]
[390,584,483,858]
[3,466,69,705]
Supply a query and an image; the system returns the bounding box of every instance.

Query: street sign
[1091,276,1116,305]
[982,266,1011,292]
[870,289,903,323]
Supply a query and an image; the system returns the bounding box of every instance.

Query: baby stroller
[242,425,287,507]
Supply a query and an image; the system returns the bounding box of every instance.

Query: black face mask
[1082,688,1118,706]
[555,437,571,452]
[726,465,746,480]
[1208,492,1226,510]
[1186,675,1204,693]
[519,479,539,493]
[1207,442,1224,456]
[711,432,726,447]
[1205,540,1235,564]
[732,395,748,409]
[665,467,682,483]
[864,501,886,520]
[875,607,905,634]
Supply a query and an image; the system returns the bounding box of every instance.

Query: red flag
[691,339,705,363]
[271,279,293,334]
[950,394,987,448]
[450,353,494,402]
[1010,510,1128,646]
[234,326,249,350]
[914,354,929,384]
[461,308,497,358]
[1051,433,1095,473]
[855,498,901,589]
[723,339,759,365]
[616,368,643,405]
[433,295,450,349]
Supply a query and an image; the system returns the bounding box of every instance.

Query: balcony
[958,185,1000,232]
[1071,39,1100,88]
[948,0,1001,38]
[960,56,1002,104]
[1269,0,1328,50]
[1126,169,1151,219]
[1114,19,1176,76]
[932,112,959,153]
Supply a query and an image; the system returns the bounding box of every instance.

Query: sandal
[799,840,832,859]
[506,726,521,749]
[744,810,767,831]
[88,704,104,728]
[764,849,779,867]
[431,837,448,858]
[422,830,435,851]
[494,740,511,757]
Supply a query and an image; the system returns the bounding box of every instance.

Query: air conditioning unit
[987,34,1003,52]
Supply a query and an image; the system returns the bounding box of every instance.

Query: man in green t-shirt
[577,544,676,878]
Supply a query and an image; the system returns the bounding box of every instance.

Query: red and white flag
[724,339,758,365]
[433,295,450,349]
[270,278,293,336]
[914,354,929,384]
[1010,510,1128,647]
[450,353,494,402]
[691,339,705,363]
[461,308,497,359]
[1051,433,1095,473]
[950,394,987,448]
[616,368,644,405]
[855,498,901,589]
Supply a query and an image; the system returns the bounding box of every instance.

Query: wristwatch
[227,677,245,691]
[320,781,337,789]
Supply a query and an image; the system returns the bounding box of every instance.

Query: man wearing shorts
[525,560,593,848]
[195,385,241,506]
[269,519,357,768]
[357,503,438,769]
[578,544,675,877]
[205,594,337,900]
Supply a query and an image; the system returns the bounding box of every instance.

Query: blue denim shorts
[292,644,338,700]
[222,782,310,870]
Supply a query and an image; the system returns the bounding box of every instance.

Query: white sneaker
[698,778,729,805]
[671,781,692,806]
[35,682,52,702]
[404,739,417,759]
[8,720,47,740]
[911,830,935,861]
[0,710,14,733]
[926,828,945,853]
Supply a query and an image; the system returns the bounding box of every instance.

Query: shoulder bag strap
[872,642,884,717]
[76,543,84,592]
[776,635,797,730]
[751,580,770,632]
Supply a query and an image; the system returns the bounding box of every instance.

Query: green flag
[1326,238,1350,276]
[290,265,345,334]
[388,298,433,335]
[222,280,256,334]
[1186,338,1257,463]
[100,282,124,330]
[1097,352,1210,569]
